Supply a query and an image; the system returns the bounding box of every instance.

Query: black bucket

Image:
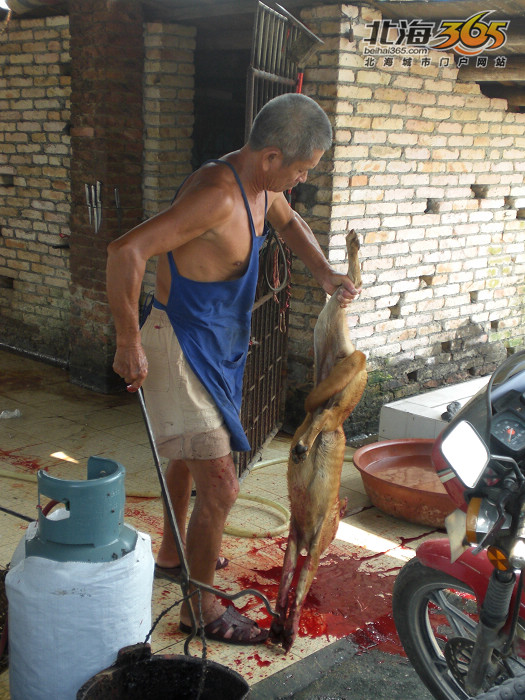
[76,643,250,700]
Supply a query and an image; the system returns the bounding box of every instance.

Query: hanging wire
[261,228,289,294]
[143,587,209,699]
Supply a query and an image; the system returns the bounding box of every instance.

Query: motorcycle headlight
[465,495,512,546]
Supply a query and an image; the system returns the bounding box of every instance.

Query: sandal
[154,556,229,583]
[179,606,268,645]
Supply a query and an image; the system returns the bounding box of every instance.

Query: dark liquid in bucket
[77,645,249,700]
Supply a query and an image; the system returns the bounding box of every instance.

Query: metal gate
[245,1,323,139]
[236,243,291,476]
[235,1,322,477]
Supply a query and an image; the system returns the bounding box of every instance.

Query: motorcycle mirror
[440,420,490,489]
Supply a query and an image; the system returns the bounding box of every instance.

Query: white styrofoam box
[379,376,490,441]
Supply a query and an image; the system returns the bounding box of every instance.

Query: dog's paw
[346,229,360,251]
[291,442,309,463]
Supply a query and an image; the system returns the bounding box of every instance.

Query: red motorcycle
[393,350,525,699]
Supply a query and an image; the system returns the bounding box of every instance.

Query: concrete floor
[0,349,439,698]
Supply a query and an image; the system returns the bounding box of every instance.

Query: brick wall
[0,9,195,379]
[142,21,196,295]
[0,15,72,360]
[289,4,525,436]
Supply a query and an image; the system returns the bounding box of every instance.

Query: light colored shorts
[141,306,231,461]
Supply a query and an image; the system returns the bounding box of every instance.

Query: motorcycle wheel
[393,557,525,700]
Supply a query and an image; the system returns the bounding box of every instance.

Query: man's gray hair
[248,93,332,164]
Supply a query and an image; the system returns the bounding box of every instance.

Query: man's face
[267,149,324,192]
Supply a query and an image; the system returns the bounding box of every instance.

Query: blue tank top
[153,160,268,452]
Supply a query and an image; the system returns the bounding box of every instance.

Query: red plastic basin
[352,439,456,528]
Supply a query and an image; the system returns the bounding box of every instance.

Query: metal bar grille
[235,278,290,476]
[245,1,321,140]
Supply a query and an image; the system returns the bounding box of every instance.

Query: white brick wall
[289,4,525,432]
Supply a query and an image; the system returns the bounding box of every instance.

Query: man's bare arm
[266,193,360,304]
[106,241,149,388]
[106,184,234,388]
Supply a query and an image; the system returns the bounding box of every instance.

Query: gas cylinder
[6,456,154,700]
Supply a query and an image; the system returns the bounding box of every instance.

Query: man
[106,93,360,644]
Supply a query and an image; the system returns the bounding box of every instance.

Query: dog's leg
[346,229,361,287]
[277,524,299,617]
[291,408,336,462]
[282,545,321,652]
[305,351,367,414]
[294,366,367,461]
[294,351,365,459]
[270,522,300,643]
[290,412,313,462]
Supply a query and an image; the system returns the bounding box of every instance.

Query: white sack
[6,528,154,700]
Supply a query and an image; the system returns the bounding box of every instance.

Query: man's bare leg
[179,453,239,625]
[156,459,193,568]
[157,453,264,641]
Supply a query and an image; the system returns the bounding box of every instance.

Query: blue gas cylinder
[26,455,137,562]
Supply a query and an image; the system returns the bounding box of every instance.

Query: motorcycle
[393,349,525,699]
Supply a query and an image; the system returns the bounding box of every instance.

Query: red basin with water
[353,439,456,528]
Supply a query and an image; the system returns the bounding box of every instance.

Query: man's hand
[112,343,148,390]
[321,271,361,308]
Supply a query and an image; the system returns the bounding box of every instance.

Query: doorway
[190,1,321,475]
